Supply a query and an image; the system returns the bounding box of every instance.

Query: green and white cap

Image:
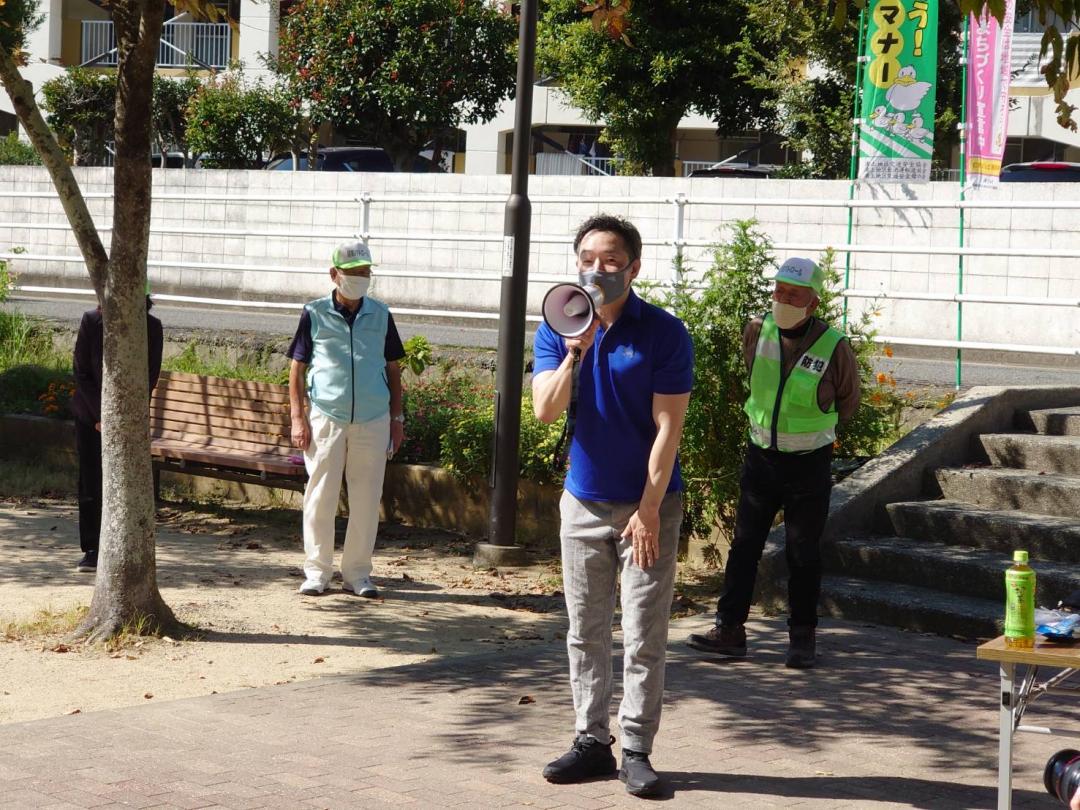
[774,257,824,297]
[332,240,374,270]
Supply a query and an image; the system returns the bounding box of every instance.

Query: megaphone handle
[553,352,582,472]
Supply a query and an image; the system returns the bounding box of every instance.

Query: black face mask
[577,261,634,305]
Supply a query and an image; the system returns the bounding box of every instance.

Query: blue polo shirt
[533,289,694,502]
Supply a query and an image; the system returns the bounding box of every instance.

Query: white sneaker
[298,579,327,595]
[343,576,379,598]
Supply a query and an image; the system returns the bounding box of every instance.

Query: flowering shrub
[38,380,75,418]
[398,369,566,486]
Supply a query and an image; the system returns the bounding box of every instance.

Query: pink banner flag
[966,0,1016,188]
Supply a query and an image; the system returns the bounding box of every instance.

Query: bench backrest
[150,371,293,459]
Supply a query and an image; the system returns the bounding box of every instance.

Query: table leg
[998,661,1015,810]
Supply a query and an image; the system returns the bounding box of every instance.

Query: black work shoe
[542,735,617,784]
[76,551,97,572]
[786,626,816,669]
[620,749,661,797]
[686,624,747,658]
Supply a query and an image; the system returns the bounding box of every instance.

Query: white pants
[302,408,390,587]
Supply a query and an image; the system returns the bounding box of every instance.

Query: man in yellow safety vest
[687,257,861,669]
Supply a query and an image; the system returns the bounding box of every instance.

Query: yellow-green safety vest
[744,315,844,453]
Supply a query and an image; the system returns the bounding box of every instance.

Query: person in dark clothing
[70,297,164,572]
[687,257,861,669]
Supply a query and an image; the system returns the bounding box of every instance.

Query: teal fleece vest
[306,294,390,423]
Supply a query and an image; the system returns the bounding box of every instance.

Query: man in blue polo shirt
[533,214,693,798]
[287,241,406,599]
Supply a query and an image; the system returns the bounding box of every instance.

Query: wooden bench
[150,371,308,495]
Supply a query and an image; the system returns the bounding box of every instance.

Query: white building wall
[0,166,1077,353]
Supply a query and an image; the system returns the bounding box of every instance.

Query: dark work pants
[75,418,102,554]
[716,443,833,629]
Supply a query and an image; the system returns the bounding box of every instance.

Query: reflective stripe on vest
[743,315,844,453]
[306,294,390,424]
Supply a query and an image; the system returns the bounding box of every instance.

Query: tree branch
[0,46,109,296]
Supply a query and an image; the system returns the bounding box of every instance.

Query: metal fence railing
[3,188,1079,362]
[81,20,230,69]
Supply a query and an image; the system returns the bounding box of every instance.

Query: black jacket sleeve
[148,314,164,392]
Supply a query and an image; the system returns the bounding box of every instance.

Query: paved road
[6,295,1078,390]
[0,610,1071,808]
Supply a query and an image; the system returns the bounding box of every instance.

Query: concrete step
[1024,406,1080,437]
[885,500,1080,563]
[827,534,1080,605]
[976,434,1080,475]
[933,467,1080,519]
[779,575,1003,640]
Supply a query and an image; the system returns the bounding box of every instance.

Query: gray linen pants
[559,489,682,754]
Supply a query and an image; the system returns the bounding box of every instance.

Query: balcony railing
[81,20,231,69]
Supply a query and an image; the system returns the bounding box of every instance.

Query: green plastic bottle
[1005,550,1035,649]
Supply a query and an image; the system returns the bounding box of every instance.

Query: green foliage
[0,0,44,52]
[439,392,565,487]
[184,69,301,169]
[162,342,288,384]
[398,369,564,486]
[276,0,516,170]
[813,248,907,457]
[0,131,41,165]
[398,371,488,465]
[402,334,434,376]
[649,221,774,541]
[40,69,117,166]
[152,73,202,166]
[647,221,905,546]
[537,0,767,176]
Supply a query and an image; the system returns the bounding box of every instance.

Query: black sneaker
[542,735,616,784]
[76,551,97,572]
[786,626,817,669]
[686,624,746,658]
[620,749,661,797]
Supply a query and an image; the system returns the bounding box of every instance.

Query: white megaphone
[541,282,603,338]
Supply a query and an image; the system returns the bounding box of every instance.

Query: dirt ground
[0,496,592,725]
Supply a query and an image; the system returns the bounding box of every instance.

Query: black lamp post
[473,0,537,568]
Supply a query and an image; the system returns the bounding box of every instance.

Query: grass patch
[0,458,77,498]
[3,605,88,641]
[0,309,72,415]
[163,342,288,384]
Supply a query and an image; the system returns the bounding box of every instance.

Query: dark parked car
[999,161,1080,182]
[264,146,440,173]
[687,162,778,179]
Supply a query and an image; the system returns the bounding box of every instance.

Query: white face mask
[772,300,809,330]
[336,274,370,301]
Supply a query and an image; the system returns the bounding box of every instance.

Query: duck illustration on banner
[885,65,933,111]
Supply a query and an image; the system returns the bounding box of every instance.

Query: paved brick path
[1,612,1075,809]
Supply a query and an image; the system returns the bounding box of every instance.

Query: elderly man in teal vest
[287,241,406,598]
[687,257,860,668]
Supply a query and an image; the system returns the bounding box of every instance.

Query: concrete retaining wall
[1,167,1078,351]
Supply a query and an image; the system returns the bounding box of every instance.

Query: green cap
[332,240,374,270]
[1013,550,1029,563]
[774,257,825,297]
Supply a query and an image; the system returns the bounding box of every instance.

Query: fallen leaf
[313,657,325,664]
[65,708,81,715]
[402,573,413,582]
[50,643,71,653]
[143,693,154,700]
[125,655,137,661]
[162,636,176,644]
[816,771,834,776]
[518,695,536,705]
[245,542,262,550]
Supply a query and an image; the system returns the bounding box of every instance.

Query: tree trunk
[74,0,180,642]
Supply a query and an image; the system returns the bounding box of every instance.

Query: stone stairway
[813,404,1080,639]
